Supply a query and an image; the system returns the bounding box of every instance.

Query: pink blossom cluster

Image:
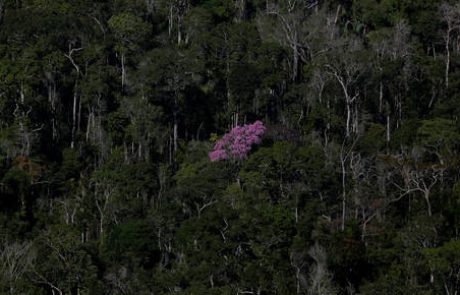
[209,121,266,161]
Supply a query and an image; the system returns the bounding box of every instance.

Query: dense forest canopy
[1,0,460,294]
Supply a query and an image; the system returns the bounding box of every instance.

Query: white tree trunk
[121,52,126,90]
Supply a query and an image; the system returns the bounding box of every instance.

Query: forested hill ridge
[1,0,460,293]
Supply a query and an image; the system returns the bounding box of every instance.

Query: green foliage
[2,167,30,189]
[108,12,150,42]
[360,123,386,153]
[201,0,234,19]
[417,118,460,149]
[105,219,160,267]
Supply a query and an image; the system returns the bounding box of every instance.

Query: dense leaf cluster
[1,0,460,294]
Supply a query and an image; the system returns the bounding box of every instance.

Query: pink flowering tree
[209,121,266,162]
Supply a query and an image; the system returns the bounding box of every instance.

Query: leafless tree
[0,240,34,294]
[439,3,460,89]
[369,20,412,137]
[64,45,83,149]
[324,38,363,138]
[158,0,189,44]
[290,250,308,294]
[307,243,337,295]
[338,137,358,231]
[262,0,320,81]
[389,152,445,217]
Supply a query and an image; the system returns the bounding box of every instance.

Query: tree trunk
[121,52,126,90]
[71,85,78,149]
[445,34,450,89]
[346,101,351,138]
[77,92,82,133]
[353,103,358,134]
[424,191,432,217]
[168,4,173,37]
[48,81,58,140]
[341,154,346,231]
[446,29,451,89]
[386,114,391,142]
[235,0,246,22]
[292,42,298,82]
[295,266,301,294]
[177,12,183,44]
[64,46,82,149]
[86,110,93,142]
[173,105,178,153]
[224,32,234,128]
